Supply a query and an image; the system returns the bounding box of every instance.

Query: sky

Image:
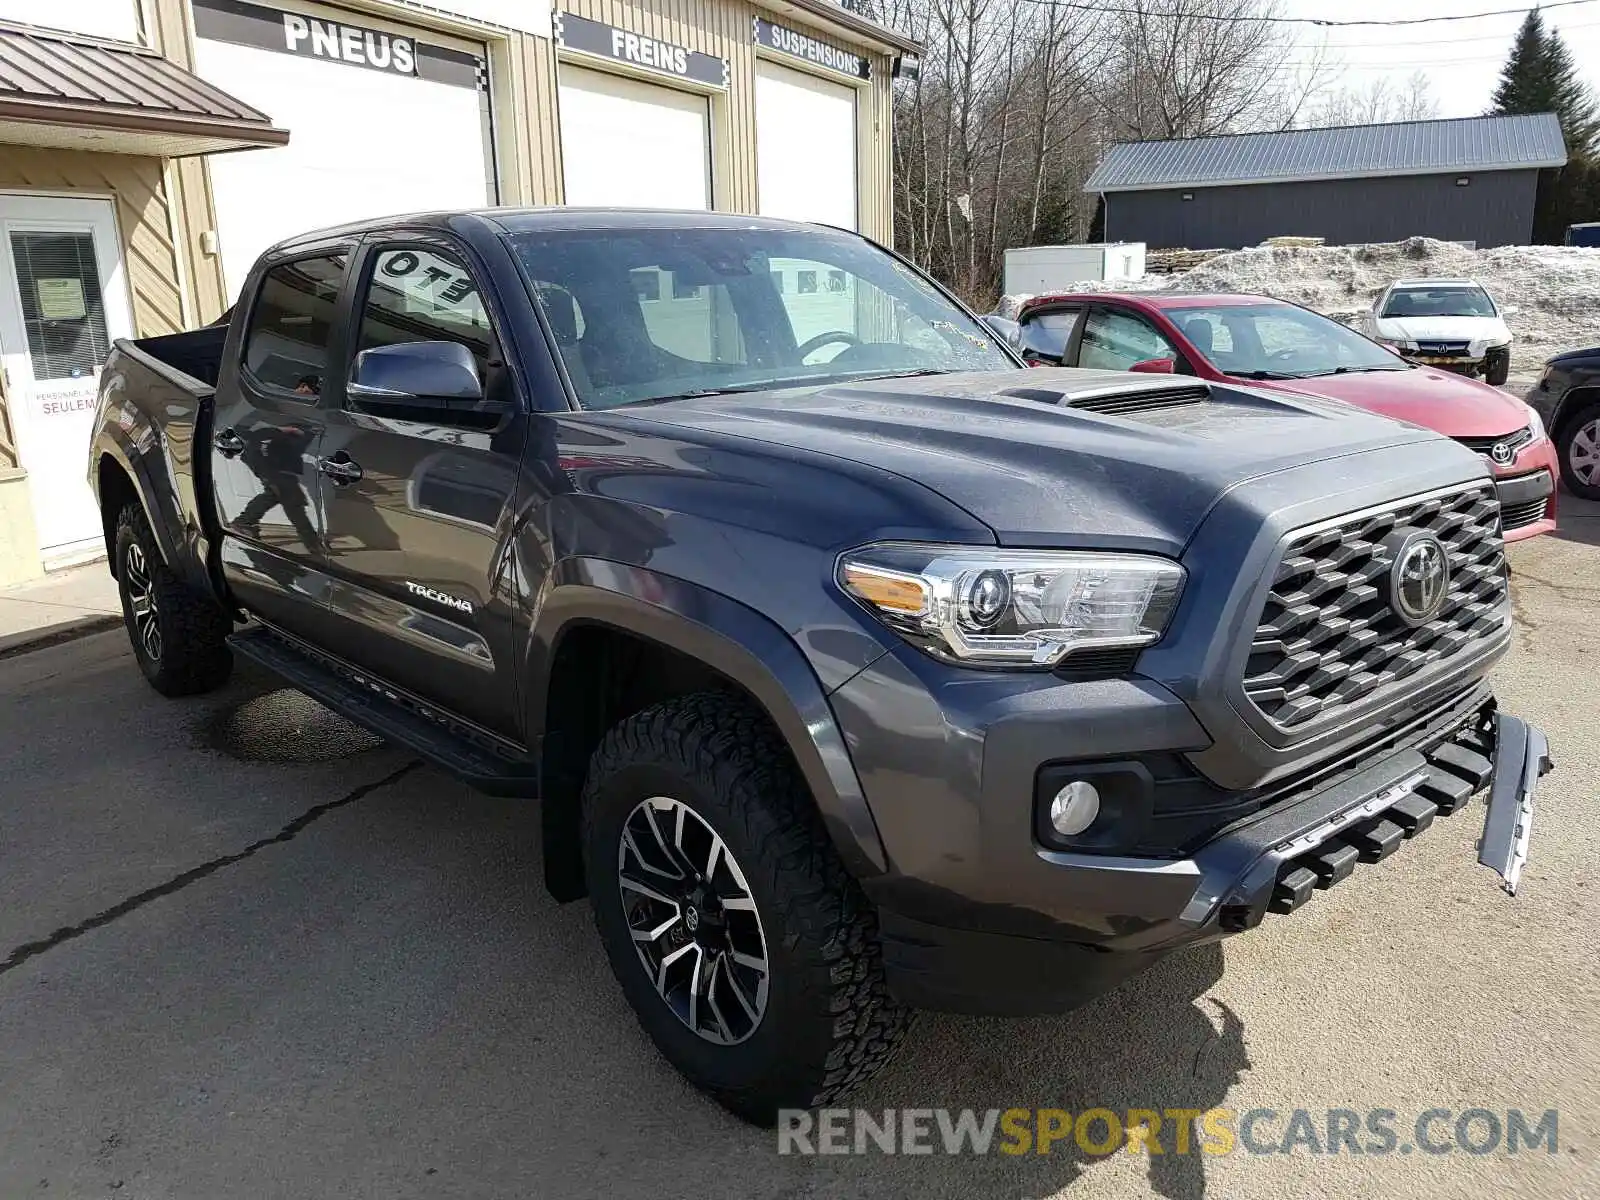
[1278,0,1600,119]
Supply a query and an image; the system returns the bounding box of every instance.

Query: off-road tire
[582,691,913,1125]
[114,503,233,696]
[1484,347,1511,387]
[1557,401,1600,501]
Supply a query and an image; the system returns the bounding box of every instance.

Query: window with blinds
[9,232,111,382]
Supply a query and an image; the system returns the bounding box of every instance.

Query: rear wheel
[1557,403,1600,501]
[582,692,912,1125]
[114,504,233,696]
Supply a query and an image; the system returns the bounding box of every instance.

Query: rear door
[212,246,352,636]
[315,235,525,740]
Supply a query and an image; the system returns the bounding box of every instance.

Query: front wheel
[1558,402,1600,500]
[582,692,912,1124]
[114,504,233,696]
[1484,347,1511,387]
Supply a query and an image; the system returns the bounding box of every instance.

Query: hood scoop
[998,382,1211,419]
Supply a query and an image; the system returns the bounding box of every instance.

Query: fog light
[1049,781,1101,836]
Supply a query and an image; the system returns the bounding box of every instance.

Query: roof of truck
[268,207,842,254]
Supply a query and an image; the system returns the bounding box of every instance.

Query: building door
[755,60,857,230]
[558,66,711,210]
[0,194,133,568]
[192,0,498,298]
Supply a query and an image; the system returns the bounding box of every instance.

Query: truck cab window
[242,254,347,397]
[355,246,496,381]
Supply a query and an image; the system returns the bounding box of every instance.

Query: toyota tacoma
[89,209,1549,1124]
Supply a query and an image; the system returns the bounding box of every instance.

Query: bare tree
[889,0,1334,304]
[1305,71,1441,127]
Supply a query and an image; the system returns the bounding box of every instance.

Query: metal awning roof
[1085,113,1568,194]
[0,21,288,157]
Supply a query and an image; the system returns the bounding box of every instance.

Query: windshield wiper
[1238,369,1299,380]
[1291,365,1411,378]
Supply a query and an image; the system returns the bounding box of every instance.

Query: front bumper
[1492,452,1558,542]
[870,696,1550,1015]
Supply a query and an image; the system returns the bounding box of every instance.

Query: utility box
[1003,243,1146,293]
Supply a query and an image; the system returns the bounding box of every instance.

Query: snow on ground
[997,237,1600,385]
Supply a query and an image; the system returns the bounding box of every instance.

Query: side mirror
[981,314,1020,347]
[1129,356,1175,374]
[348,340,486,415]
[1502,305,1521,316]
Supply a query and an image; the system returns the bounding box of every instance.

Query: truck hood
[1249,367,1530,439]
[1372,314,1511,346]
[633,368,1450,554]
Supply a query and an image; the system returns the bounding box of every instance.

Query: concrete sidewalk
[0,560,121,656]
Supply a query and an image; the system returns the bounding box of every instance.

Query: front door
[317,237,525,741]
[0,194,134,568]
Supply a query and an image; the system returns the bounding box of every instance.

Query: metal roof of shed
[1084,113,1567,194]
[0,19,288,156]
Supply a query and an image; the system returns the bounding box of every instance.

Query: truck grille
[1244,483,1509,729]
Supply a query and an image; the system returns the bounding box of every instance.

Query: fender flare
[528,557,889,879]
[92,431,190,582]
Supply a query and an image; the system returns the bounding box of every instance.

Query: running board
[229,626,540,797]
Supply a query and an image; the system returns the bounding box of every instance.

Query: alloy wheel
[1570,417,1600,487]
[124,543,162,663]
[617,796,770,1045]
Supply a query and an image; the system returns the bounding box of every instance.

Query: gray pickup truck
[88,208,1548,1124]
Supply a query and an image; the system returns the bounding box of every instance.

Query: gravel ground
[0,505,1596,1199]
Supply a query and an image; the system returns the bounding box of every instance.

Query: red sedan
[1014,292,1558,540]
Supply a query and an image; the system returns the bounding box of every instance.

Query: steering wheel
[1266,349,1303,364]
[797,331,861,362]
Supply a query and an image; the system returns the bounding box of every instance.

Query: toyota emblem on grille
[1387,531,1451,626]
[1489,441,1515,465]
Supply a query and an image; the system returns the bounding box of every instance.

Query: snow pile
[998,237,1600,362]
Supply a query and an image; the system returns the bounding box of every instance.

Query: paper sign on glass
[37,278,88,321]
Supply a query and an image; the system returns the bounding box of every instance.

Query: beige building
[0,0,916,585]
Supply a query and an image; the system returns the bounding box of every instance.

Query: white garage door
[559,67,710,210]
[755,61,857,230]
[193,0,496,297]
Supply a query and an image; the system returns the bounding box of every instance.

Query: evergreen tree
[1491,10,1550,117]
[1491,8,1599,157]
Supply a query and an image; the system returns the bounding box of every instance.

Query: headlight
[1379,337,1420,354]
[1525,403,1546,441]
[1469,339,1489,358]
[837,544,1185,667]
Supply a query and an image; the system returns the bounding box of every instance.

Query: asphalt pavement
[0,501,1597,1200]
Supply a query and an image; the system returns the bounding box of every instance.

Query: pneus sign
[193,0,485,89]
[554,13,730,88]
[754,18,870,81]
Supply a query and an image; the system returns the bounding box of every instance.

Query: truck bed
[124,324,228,393]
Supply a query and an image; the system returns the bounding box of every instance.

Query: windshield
[1164,302,1408,378]
[508,225,1014,408]
[1381,285,1496,318]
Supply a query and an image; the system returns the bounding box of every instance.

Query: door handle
[318,453,363,485]
[214,428,246,458]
